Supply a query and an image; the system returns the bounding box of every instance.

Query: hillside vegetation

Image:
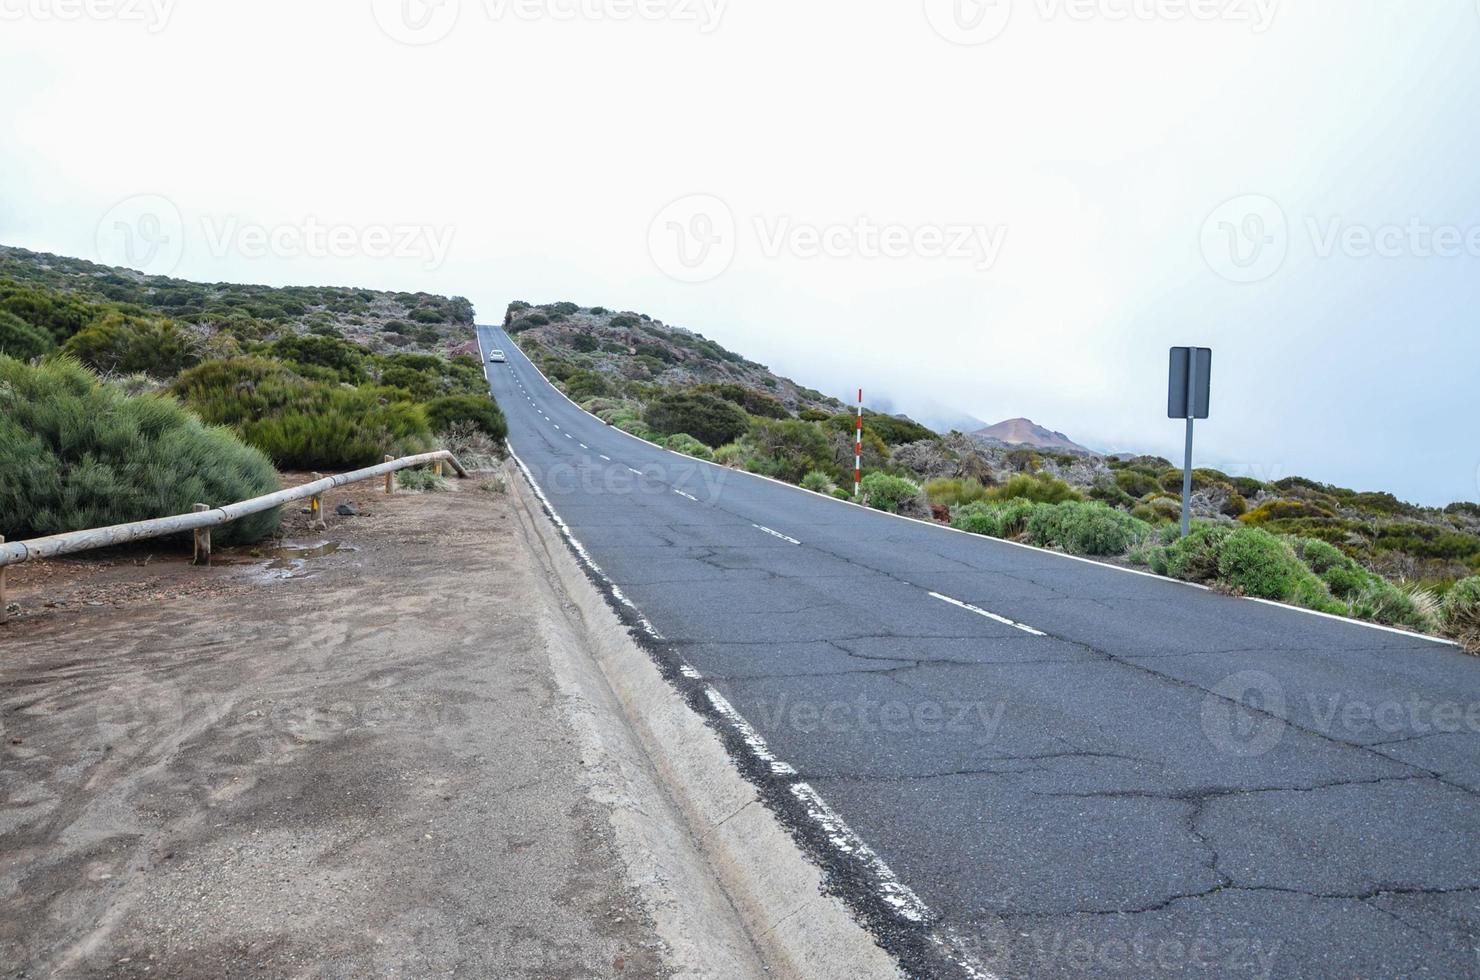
[0,247,501,547]
[0,246,474,355]
[508,299,1480,650]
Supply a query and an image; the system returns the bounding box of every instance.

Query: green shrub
[988,473,1083,505]
[1157,523,1234,582]
[424,395,507,440]
[1440,577,1480,652]
[1217,527,1320,601]
[1055,503,1153,556]
[801,470,834,493]
[1115,469,1159,498]
[266,334,368,383]
[0,355,280,543]
[831,487,853,500]
[61,313,201,378]
[663,433,714,460]
[712,442,744,467]
[925,477,992,508]
[397,467,450,491]
[951,499,1039,538]
[0,309,54,360]
[861,472,920,513]
[564,369,614,403]
[1291,537,1371,599]
[1241,499,1336,525]
[174,357,432,469]
[644,391,750,448]
[1352,578,1438,632]
[746,418,834,483]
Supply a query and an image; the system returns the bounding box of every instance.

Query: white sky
[2,0,1477,504]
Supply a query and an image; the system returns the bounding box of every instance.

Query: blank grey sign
[1168,347,1212,419]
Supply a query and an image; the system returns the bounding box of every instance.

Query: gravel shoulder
[0,474,670,978]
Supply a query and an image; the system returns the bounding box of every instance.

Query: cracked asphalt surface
[480,324,1480,979]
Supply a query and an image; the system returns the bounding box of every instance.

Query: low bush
[831,487,853,500]
[1352,578,1438,632]
[0,309,54,359]
[1292,537,1370,598]
[861,472,921,514]
[1440,577,1480,652]
[1217,527,1325,602]
[663,433,714,461]
[396,467,450,492]
[1057,503,1153,556]
[1154,523,1233,581]
[801,470,834,493]
[173,357,432,469]
[61,313,201,378]
[645,391,750,448]
[424,395,507,440]
[925,477,992,508]
[564,369,614,403]
[712,441,745,467]
[747,418,834,483]
[988,473,1082,505]
[952,500,1030,538]
[266,334,367,383]
[0,355,280,544]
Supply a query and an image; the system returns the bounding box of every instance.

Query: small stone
[336,503,359,517]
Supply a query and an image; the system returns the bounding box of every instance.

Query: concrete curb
[506,460,902,980]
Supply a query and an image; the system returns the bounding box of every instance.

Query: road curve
[478,324,1480,979]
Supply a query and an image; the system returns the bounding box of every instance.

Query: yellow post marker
[310,472,326,530]
[191,504,212,566]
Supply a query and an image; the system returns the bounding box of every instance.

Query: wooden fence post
[384,456,395,495]
[310,472,326,530]
[432,458,443,478]
[192,504,211,566]
[0,535,8,624]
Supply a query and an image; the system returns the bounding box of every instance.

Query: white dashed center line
[578,443,588,449]
[673,489,698,501]
[928,592,1046,637]
[627,466,643,476]
[752,524,801,545]
[599,454,611,461]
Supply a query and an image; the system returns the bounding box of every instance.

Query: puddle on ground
[218,540,357,580]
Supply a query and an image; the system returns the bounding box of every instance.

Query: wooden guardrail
[0,450,468,621]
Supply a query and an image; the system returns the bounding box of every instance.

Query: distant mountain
[971,418,1099,456]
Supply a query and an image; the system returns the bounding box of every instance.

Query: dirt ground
[0,472,669,978]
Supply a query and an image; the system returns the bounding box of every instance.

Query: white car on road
[487,349,507,363]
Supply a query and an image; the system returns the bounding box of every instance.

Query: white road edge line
[753,524,801,546]
[929,592,1046,637]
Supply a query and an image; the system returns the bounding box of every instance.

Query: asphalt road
[478,324,1480,979]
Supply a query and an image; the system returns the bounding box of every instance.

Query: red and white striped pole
[854,388,863,496]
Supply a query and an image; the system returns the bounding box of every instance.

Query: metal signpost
[1168,347,1212,538]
